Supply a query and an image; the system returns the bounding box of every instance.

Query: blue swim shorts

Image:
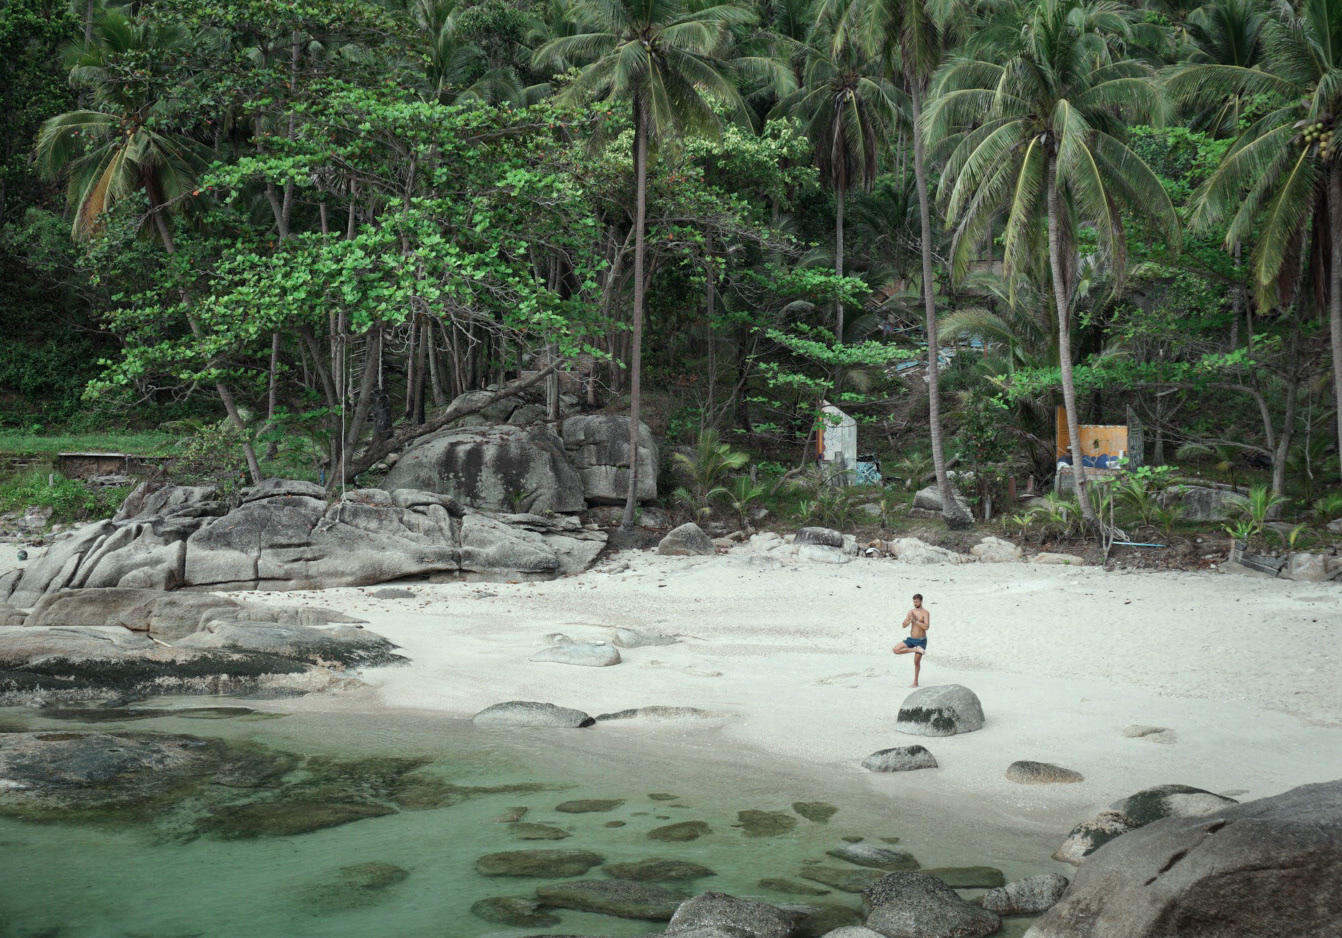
[902,637,927,652]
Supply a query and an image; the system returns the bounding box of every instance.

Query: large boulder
[1109,784,1239,826]
[895,685,985,737]
[561,415,658,504]
[1053,811,1142,865]
[888,538,964,565]
[658,523,715,556]
[1161,484,1248,522]
[1027,780,1342,938]
[970,537,1022,563]
[911,485,971,516]
[667,892,802,938]
[862,872,1000,938]
[382,424,585,514]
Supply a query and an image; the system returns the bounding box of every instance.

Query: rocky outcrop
[380,424,586,514]
[1027,780,1342,938]
[895,685,985,737]
[472,701,595,728]
[658,523,715,556]
[0,483,607,605]
[561,415,658,504]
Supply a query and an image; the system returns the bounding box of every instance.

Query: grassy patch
[0,431,177,457]
[0,470,131,524]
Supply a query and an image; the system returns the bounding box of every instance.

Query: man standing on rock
[894,593,928,687]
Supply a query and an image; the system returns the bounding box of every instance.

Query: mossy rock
[555,798,625,813]
[604,858,716,882]
[647,820,710,842]
[758,878,831,897]
[195,800,395,839]
[470,896,561,927]
[793,801,838,823]
[476,849,604,877]
[797,865,885,893]
[826,843,919,870]
[738,809,797,837]
[924,866,1007,889]
[535,879,683,920]
[604,820,626,828]
[300,862,408,912]
[511,822,571,841]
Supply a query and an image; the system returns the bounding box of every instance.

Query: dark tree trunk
[621,104,648,531]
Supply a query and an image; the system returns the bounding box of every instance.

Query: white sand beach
[245,549,1342,842]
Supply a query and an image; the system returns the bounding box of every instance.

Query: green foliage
[724,475,767,531]
[1222,483,1287,544]
[671,428,750,521]
[0,471,130,525]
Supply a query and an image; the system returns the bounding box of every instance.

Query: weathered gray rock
[821,928,885,938]
[475,848,604,877]
[1328,518,1342,534]
[797,543,851,564]
[921,867,1006,889]
[658,523,716,556]
[1284,551,1339,582]
[0,603,25,625]
[472,701,595,728]
[1006,761,1084,784]
[1161,483,1248,522]
[981,873,1068,915]
[174,620,398,667]
[826,844,919,871]
[113,482,223,523]
[537,879,683,921]
[510,822,570,840]
[1108,784,1238,826]
[648,820,711,842]
[529,642,621,667]
[888,538,964,565]
[382,424,585,514]
[895,685,984,737]
[863,872,1000,938]
[605,859,716,882]
[970,537,1022,563]
[862,746,938,773]
[798,866,885,893]
[1122,725,1176,744]
[561,415,658,504]
[470,895,561,927]
[595,706,720,723]
[911,486,971,516]
[1027,780,1342,938]
[792,902,865,935]
[6,521,116,607]
[612,627,678,648]
[667,892,802,938]
[795,527,844,548]
[1031,552,1085,566]
[1052,810,1141,864]
[556,798,625,813]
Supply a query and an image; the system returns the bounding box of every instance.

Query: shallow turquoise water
[0,701,1059,937]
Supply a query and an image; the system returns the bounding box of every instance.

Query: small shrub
[0,471,130,525]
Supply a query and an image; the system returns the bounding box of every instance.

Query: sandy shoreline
[233,548,1342,845]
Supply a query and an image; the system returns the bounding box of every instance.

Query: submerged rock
[667,892,802,937]
[737,809,797,837]
[537,879,683,920]
[472,701,595,728]
[921,866,1006,889]
[511,822,571,840]
[300,862,408,912]
[826,844,919,871]
[792,801,838,823]
[470,895,561,927]
[980,872,1068,915]
[791,901,864,936]
[197,799,394,839]
[556,798,625,813]
[476,848,604,877]
[797,866,885,893]
[758,878,830,897]
[894,685,985,737]
[604,858,716,882]
[648,820,711,842]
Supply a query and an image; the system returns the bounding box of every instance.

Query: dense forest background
[1,0,1340,531]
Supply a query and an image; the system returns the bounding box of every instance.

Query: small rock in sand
[1006,760,1085,784]
[862,745,938,773]
[1122,724,1177,744]
[612,627,678,648]
[529,642,621,667]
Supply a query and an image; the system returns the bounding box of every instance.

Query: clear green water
[0,701,1057,937]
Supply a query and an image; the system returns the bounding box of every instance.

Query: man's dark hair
[912,593,923,600]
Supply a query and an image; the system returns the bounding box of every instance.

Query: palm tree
[775,3,894,350]
[534,0,753,530]
[37,11,263,483]
[928,0,1180,527]
[1180,0,1266,136]
[1169,0,1342,482]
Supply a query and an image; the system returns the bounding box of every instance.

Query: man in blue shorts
[893,593,929,687]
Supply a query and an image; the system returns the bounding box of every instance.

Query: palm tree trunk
[1329,162,1342,484]
[911,83,971,529]
[1046,155,1096,527]
[621,106,648,531]
[835,187,845,347]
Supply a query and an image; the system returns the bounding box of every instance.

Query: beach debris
[922,866,1007,889]
[1032,781,1342,937]
[826,844,919,871]
[667,891,803,937]
[895,685,985,737]
[555,798,625,813]
[862,745,938,773]
[648,820,711,842]
[737,809,797,837]
[529,641,621,667]
[657,522,716,556]
[537,879,683,921]
[469,895,561,927]
[1006,760,1085,784]
[1122,724,1177,744]
[604,858,717,882]
[792,801,839,823]
[981,873,1069,915]
[472,701,595,728]
[475,848,604,877]
[864,872,1000,938]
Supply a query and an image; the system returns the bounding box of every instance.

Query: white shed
[816,401,857,484]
